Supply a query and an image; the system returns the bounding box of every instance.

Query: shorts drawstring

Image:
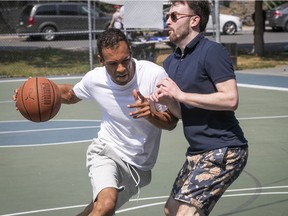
[126,162,141,200]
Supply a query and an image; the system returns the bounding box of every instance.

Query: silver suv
[16,2,111,41]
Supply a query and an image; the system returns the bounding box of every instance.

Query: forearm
[176,79,239,111]
[57,84,81,104]
[177,91,238,111]
[147,110,178,131]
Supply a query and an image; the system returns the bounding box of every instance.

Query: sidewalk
[242,25,273,32]
[242,25,254,33]
[236,65,288,77]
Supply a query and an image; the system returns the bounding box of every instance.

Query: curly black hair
[97,28,130,58]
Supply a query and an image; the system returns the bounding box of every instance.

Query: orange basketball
[16,77,61,122]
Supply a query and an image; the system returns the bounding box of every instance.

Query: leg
[164,195,204,216]
[164,195,178,216]
[76,202,93,216]
[77,187,117,216]
[165,146,248,216]
[90,187,117,216]
[84,139,153,215]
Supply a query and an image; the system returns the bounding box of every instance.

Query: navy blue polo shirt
[163,33,247,155]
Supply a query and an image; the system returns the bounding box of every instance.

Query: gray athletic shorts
[86,138,151,210]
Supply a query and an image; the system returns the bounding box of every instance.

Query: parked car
[265,2,288,32]
[206,13,242,35]
[163,7,242,35]
[16,2,112,41]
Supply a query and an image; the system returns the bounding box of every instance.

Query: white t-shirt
[73,59,168,170]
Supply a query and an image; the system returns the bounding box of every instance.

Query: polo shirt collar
[174,33,204,58]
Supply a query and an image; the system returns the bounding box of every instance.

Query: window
[59,5,78,16]
[22,5,34,16]
[36,5,57,15]
[80,5,100,17]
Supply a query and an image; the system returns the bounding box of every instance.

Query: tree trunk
[254,1,265,56]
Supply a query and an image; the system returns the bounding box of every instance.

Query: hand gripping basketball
[15,77,61,122]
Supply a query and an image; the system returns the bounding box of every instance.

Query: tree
[253,0,265,56]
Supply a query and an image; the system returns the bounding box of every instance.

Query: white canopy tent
[123,1,163,29]
[97,0,164,29]
[87,0,165,69]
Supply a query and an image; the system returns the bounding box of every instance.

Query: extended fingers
[129,105,151,119]
[132,89,138,102]
[137,90,145,102]
[12,88,18,101]
[13,89,19,110]
[127,100,149,109]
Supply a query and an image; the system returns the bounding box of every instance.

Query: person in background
[152,1,248,215]
[109,5,123,29]
[120,5,125,23]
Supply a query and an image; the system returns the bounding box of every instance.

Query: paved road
[0,27,287,52]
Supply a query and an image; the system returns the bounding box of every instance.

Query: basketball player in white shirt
[58,28,178,216]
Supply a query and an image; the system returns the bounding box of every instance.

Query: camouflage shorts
[171,146,248,215]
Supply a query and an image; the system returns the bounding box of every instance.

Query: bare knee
[178,204,204,216]
[164,196,204,216]
[92,199,115,216]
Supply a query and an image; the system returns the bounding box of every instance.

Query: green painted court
[0,71,288,216]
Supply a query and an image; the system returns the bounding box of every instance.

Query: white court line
[1,116,287,148]
[0,76,81,83]
[0,100,13,104]
[238,115,288,120]
[0,186,287,216]
[0,126,99,134]
[118,192,288,214]
[0,119,101,123]
[0,120,102,147]
[0,140,93,148]
[238,83,288,91]
[225,185,288,192]
[116,202,166,214]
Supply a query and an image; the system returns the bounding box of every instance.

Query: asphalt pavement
[236,65,288,76]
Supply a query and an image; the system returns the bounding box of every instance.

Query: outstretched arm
[128,89,178,131]
[57,84,81,104]
[153,77,238,111]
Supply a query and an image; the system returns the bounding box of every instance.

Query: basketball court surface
[1,67,288,216]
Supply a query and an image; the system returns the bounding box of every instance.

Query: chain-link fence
[0,0,171,78]
[1,0,263,78]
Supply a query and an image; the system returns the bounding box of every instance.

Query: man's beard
[168,24,190,45]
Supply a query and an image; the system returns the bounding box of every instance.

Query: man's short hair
[170,0,211,32]
[97,28,130,58]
